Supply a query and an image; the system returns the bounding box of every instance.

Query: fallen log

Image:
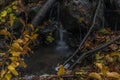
[31,0,56,27]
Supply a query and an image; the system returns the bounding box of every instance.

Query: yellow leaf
[106,72,120,79]
[11,61,19,68]
[10,51,21,57]
[1,10,7,17]
[6,7,12,13]
[79,17,84,22]
[95,63,103,71]
[6,62,9,65]
[95,63,109,75]
[12,5,17,10]
[110,52,120,57]
[98,28,109,34]
[8,65,19,76]
[8,65,15,71]
[46,35,54,43]
[13,39,23,44]
[89,72,102,80]
[9,57,19,61]
[11,42,23,51]
[12,1,17,5]
[9,14,14,26]
[57,65,66,80]
[11,69,19,76]
[1,18,6,23]
[5,73,12,80]
[30,33,38,40]
[57,65,66,76]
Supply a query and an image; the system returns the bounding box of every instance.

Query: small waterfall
[56,24,68,51]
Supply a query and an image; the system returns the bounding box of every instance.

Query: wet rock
[114,0,120,15]
[62,0,103,29]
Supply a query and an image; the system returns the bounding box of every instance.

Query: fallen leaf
[19,61,27,68]
[5,73,12,80]
[8,64,19,76]
[9,14,14,26]
[98,28,109,34]
[0,69,6,77]
[19,18,25,26]
[89,72,102,80]
[1,10,7,17]
[27,24,34,31]
[95,63,109,75]
[11,42,23,51]
[106,72,120,79]
[13,39,23,44]
[10,51,21,57]
[9,57,19,61]
[79,17,84,22]
[95,63,103,71]
[57,65,66,76]
[30,33,38,41]
[0,29,11,37]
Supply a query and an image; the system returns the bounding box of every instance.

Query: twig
[70,35,120,69]
[63,0,101,66]
[47,75,77,79]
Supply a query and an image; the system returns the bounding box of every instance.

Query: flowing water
[24,24,73,75]
[56,25,68,52]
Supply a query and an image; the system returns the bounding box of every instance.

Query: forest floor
[17,28,120,80]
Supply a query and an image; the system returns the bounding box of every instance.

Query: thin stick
[70,35,120,69]
[63,0,101,66]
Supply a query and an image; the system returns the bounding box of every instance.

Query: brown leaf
[27,24,34,31]
[0,29,11,37]
[19,18,26,26]
[109,44,118,51]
